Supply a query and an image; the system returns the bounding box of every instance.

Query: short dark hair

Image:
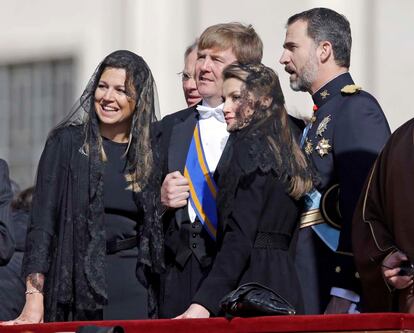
[287,7,352,68]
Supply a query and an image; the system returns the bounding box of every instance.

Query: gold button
[355,272,360,279]
[335,266,341,273]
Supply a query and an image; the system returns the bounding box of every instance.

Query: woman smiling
[5,50,163,323]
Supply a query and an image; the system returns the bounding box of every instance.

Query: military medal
[316,115,331,137]
[304,139,313,155]
[316,138,331,157]
[125,173,140,192]
[320,89,330,99]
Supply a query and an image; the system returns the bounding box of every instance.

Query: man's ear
[318,41,333,63]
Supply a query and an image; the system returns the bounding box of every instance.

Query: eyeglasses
[178,71,194,82]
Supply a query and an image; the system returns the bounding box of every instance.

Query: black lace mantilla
[22,50,164,321]
[217,123,290,228]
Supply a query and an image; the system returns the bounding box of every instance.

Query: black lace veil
[218,63,313,222]
[50,50,164,318]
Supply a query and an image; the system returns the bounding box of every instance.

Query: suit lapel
[168,107,198,173]
[168,107,198,226]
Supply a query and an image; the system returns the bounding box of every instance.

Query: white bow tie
[196,104,225,123]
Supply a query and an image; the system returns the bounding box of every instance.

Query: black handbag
[219,282,296,317]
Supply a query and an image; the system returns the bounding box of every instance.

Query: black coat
[23,126,153,321]
[192,127,304,315]
[23,126,107,321]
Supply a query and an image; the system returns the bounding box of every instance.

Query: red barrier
[1,313,414,333]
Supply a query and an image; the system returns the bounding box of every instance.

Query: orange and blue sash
[184,123,218,241]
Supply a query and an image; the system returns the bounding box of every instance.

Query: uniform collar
[312,72,354,108]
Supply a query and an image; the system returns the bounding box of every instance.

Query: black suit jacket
[159,105,225,269]
[159,106,198,227]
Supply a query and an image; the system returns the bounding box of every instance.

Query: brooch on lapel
[316,115,331,137]
[304,138,313,155]
[125,173,141,192]
[341,84,362,95]
[320,89,330,99]
[316,138,331,157]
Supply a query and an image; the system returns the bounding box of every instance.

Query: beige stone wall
[0,0,412,130]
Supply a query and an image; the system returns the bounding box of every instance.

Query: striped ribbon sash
[300,126,339,252]
[300,189,339,252]
[184,123,218,241]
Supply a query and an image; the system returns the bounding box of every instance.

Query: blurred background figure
[353,117,414,313]
[180,39,202,107]
[0,159,14,266]
[0,186,33,320]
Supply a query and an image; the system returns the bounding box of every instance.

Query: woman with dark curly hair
[5,50,164,323]
[178,63,313,318]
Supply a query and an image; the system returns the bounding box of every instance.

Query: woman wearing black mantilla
[5,50,164,323]
[177,63,314,318]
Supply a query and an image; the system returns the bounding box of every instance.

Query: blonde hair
[198,22,263,64]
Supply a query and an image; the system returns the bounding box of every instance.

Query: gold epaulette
[341,84,362,95]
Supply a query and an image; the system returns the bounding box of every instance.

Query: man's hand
[174,303,210,319]
[382,250,414,290]
[161,171,190,209]
[324,296,353,314]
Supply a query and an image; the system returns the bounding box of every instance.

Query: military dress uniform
[296,72,390,314]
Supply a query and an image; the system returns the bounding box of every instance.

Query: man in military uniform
[280,7,390,314]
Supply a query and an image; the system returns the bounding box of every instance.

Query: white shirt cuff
[330,287,360,303]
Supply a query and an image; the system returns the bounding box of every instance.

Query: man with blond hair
[158,22,263,318]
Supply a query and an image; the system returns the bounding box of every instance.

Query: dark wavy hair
[50,50,163,318]
[223,63,313,199]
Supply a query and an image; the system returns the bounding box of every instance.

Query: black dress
[101,137,147,319]
[192,126,304,315]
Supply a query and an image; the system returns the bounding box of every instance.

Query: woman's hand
[2,293,44,325]
[382,250,414,290]
[2,273,45,325]
[174,303,210,319]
